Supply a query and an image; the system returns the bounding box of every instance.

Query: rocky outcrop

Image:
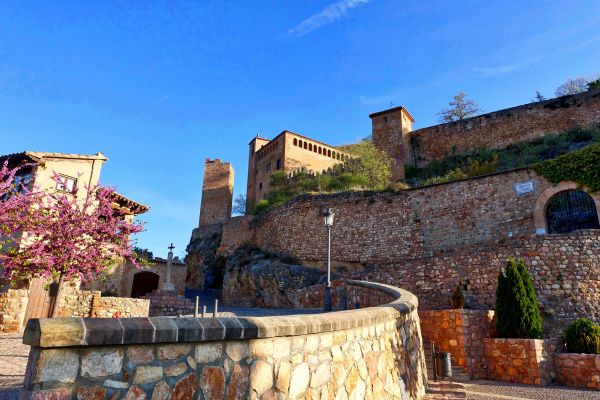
[185,225,222,290]
[222,246,326,308]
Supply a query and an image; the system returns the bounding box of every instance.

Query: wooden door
[23,277,59,323]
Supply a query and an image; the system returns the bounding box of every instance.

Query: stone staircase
[422,339,471,382]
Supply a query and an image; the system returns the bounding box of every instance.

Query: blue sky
[1,1,599,257]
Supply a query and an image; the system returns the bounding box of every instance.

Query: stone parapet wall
[554,353,600,390]
[296,280,395,310]
[419,310,495,378]
[0,288,28,332]
[91,297,150,318]
[21,281,427,400]
[483,338,559,385]
[55,290,98,318]
[409,89,600,166]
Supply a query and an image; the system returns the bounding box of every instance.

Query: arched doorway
[545,190,600,234]
[131,271,159,298]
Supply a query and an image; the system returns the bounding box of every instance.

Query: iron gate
[546,190,600,234]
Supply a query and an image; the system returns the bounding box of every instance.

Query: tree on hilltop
[437,91,482,123]
[555,77,589,96]
[533,91,546,102]
[232,194,246,216]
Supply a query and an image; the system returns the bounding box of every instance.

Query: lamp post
[323,208,334,312]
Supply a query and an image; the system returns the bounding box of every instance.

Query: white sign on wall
[515,181,535,195]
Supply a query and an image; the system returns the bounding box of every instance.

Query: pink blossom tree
[0,160,143,287]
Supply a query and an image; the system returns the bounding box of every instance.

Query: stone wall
[296,280,395,310]
[21,281,427,400]
[554,353,600,390]
[90,297,150,318]
[251,169,546,264]
[408,89,600,167]
[483,338,559,386]
[359,230,600,336]
[219,216,253,255]
[419,310,495,378]
[0,288,28,332]
[239,169,599,335]
[55,290,98,318]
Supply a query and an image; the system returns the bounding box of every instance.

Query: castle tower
[369,106,415,181]
[199,159,234,227]
[245,135,270,213]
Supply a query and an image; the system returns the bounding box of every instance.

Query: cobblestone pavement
[464,380,600,400]
[0,332,29,400]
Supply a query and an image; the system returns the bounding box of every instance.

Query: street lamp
[323,208,334,312]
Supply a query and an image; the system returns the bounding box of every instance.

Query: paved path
[464,380,600,400]
[0,332,29,400]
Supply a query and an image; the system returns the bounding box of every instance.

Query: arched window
[304,142,308,149]
[327,149,332,157]
[298,140,303,148]
[545,190,600,234]
[293,138,297,146]
[318,146,322,154]
[309,143,312,151]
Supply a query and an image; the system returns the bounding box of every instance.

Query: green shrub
[564,318,600,354]
[495,257,543,338]
[451,286,465,309]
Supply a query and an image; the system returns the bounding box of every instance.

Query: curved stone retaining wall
[21,281,427,400]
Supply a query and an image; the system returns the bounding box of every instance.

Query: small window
[303,142,308,150]
[293,138,298,146]
[266,163,271,172]
[56,175,77,193]
[327,149,332,157]
[259,182,263,190]
[276,159,282,170]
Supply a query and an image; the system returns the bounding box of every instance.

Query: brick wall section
[554,353,600,390]
[483,338,559,385]
[408,89,600,166]
[199,159,234,227]
[141,290,194,316]
[54,290,98,318]
[419,310,495,378]
[0,288,28,332]
[90,297,150,318]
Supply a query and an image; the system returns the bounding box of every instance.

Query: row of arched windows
[292,137,349,161]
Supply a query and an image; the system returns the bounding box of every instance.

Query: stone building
[246,131,351,211]
[0,151,163,331]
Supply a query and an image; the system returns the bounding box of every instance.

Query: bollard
[194,296,199,317]
[202,305,207,318]
[213,299,218,318]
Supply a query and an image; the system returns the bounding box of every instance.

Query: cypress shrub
[495,257,543,338]
[564,318,600,354]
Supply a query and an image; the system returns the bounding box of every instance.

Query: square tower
[199,159,234,227]
[369,106,415,181]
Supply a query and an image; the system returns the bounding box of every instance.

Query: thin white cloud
[473,61,533,77]
[288,0,371,38]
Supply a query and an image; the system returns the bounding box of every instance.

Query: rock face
[185,226,222,290]
[222,246,326,307]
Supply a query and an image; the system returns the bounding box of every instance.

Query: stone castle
[191,89,600,335]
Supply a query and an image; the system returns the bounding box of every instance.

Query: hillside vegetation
[254,140,406,214]
[254,126,600,214]
[405,126,600,186]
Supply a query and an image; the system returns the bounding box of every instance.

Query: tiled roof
[111,192,150,215]
[0,151,108,162]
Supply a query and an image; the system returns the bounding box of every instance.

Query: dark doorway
[131,271,159,298]
[546,190,600,234]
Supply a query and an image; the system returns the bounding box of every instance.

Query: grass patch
[405,126,600,186]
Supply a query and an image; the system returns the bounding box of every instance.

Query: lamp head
[323,208,335,227]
